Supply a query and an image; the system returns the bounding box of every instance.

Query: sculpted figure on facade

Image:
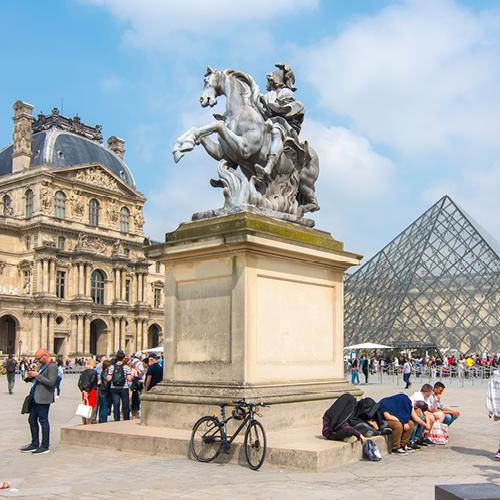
[40,184,52,214]
[69,190,84,220]
[133,206,144,232]
[105,198,119,227]
[172,64,320,226]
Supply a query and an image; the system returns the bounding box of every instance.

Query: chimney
[12,100,33,173]
[107,136,125,159]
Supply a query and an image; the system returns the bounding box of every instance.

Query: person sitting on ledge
[348,397,392,437]
[322,394,365,444]
[410,383,437,446]
[378,393,429,455]
[430,382,461,426]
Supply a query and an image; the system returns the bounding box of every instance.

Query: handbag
[76,394,92,419]
[428,421,448,445]
[21,394,32,415]
[363,438,382,461]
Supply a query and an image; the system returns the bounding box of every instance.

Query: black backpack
[112,364,126,387]
[363,439,382,461]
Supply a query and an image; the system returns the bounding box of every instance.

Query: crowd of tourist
[348,352,500,386]
[77,350,163,424]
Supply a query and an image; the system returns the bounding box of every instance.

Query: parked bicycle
[189,400,269,470]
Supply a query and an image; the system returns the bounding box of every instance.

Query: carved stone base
[192,205,315,227]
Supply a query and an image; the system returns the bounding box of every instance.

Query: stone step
[60,420,390,471]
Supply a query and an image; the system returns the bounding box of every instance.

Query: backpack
[363,439,382,461]
[322,394,357,439]
[5,359,16,373]
[112,363,126,387]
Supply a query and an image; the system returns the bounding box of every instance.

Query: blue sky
[1,0,499,260]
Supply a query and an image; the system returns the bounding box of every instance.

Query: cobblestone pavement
[0,374,498,499]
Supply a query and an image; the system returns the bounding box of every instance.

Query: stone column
[113,269,118,301]
[77,315,83,353]
[40,313,48,349]
[85,263,92,298]
[30,313,38,354]
[142,319,147,349]
[112,318,119,352]
[40,259,46,294]
[49,259,56,295]
[120,270,126,301]
[70,315,77,353]
[83,315,90,354]
[120,317,126,349]
[48,313,55,354]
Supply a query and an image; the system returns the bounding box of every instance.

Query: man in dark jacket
[5,354,17,394]
[20,349,58,455]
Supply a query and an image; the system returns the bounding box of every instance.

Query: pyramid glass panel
[344,196,500,353]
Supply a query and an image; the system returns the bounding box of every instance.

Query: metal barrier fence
[345,364,496,387]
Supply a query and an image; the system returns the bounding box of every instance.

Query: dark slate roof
[0,129,136,189]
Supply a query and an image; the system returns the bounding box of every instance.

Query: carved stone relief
[74,167,119,192]
[40,183,52,214]
[74,232,107,254]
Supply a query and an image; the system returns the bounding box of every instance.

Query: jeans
[55,376,62,396]
[7,372,15,393]
[111,388,130,421]
[403,373,411,388]
[410,422,424,442]
[351,370,360,384]
[443,414,457,426]
[28,401,50,449]
[98,392,109,423]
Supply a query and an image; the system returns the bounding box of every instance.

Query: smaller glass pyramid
[344,196,500,353]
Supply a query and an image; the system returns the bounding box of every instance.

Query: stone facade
[0,101,164,358]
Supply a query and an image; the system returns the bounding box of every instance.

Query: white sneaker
[55,395,60,399]
[403,445,416,453]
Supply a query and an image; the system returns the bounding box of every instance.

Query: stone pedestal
[143,212,362,431]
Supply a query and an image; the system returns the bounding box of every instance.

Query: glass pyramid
[344,196,500,353]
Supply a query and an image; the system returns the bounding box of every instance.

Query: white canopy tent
[141,346,164,353]
[343,342,393,350]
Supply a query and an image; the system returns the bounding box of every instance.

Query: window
[2,194,12,216]
[120,207,130,233]
[25,236,31,250]
[25,189,33,218]
[154,287,162,309]
[91,269,105,304]
[54,191,66,219]
[57,236,65,250]
[56,271,66,299]
[125,279,130,302]
[89,198,99,226]
[155,261,161,273]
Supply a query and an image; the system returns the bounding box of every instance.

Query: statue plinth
[143,212,362,431]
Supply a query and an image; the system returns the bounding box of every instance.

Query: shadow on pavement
[450,446,498,461]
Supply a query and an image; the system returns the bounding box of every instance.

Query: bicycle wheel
[244,419,267,470]
[190,416,223,462]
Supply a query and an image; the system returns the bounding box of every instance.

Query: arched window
[89,198,99,226]
[2,194,12,216]
[120,207,130,233]
[91,269,105,304]
[54,191,66,219]
[25,189,33,218]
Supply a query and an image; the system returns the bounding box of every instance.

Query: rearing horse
[173,67,319,214]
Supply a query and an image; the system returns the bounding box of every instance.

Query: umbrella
[142,346,164,353]
[343,342,393,350]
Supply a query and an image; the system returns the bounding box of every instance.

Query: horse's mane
[223,69,262,111]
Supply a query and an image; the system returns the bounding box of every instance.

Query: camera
[24,377,35,383]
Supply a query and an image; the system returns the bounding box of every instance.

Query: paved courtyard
[0,374,498,499]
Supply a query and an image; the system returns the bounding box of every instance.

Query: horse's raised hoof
[172,150,184,163]
[210,178,224,188]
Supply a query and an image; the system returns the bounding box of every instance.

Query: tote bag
[76,394,92,419]
[428,421,448,445]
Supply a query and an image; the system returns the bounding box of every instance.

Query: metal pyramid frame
[344,196,500,353]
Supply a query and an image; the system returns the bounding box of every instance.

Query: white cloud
[84,0,318,53]
[298,0,500,156]
[302,119,394,198]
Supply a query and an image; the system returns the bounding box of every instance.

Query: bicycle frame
[217,406,257,448]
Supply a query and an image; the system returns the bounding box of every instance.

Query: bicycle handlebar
[231,400,270,408]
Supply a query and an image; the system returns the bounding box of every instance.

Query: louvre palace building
[0,100,164,358]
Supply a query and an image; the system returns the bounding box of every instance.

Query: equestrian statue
[172,64,320,226]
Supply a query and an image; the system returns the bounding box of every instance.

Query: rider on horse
[256,64,306,178]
